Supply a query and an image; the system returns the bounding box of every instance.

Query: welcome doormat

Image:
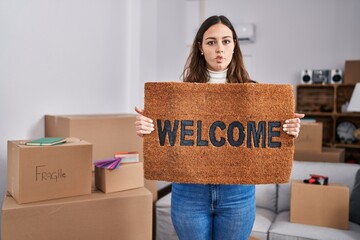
[143,82,295,184]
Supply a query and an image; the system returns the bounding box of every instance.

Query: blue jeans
[171,183,255,240]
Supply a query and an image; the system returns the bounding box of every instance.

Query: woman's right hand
[134,106,155,137]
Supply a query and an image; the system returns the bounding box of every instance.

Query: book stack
[115,151,140,163]
[94,152,140,170]
[25,137,67,146]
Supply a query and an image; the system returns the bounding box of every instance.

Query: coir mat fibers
[143,82,295,184]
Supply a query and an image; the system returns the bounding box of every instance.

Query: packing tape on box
[143,82,295,184]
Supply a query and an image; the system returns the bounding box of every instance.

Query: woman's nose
[216,45,224,53]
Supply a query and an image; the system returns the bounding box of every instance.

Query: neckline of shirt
[208,68,228,83]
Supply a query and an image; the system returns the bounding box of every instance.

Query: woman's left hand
[283,113,305,138]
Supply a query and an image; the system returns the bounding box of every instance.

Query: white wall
[154,0,360,85]
[199,0,360,84]
[0,0,145,231]
[1,0,360,236]
[156,0,188,82]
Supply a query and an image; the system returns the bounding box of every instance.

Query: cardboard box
[95,162,144,193]
[290,180,349,229]
[45,114,142,162]
[294,122,323,153]
[344,60,360,84]
[249,236,260,240]
[2,187,152,240]
[294,147,345,163]
[45,114,158,201]
[7,138,92,204]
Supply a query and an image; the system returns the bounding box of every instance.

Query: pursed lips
[216,55,224,62]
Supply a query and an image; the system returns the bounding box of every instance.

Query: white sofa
[156,161,360,240]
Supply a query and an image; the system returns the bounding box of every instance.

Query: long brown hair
[182,15,252,83]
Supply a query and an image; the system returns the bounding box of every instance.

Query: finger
[285,118,301,124]
[286,131,299,138]
[135,124,155,132]
[283,123,300,129]
[135,111,154,123]
[135,118,154,128]
[294,113,305,119]
[134,106,144,115]
[136,114,154,124]
[283,125,300,133]
[134,116,150,125]
[136,129,153,135]
[135,124,155,131]
[135,119,155,129]
[287,129,300,135]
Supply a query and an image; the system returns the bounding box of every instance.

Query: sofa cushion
[156,193,178,240]
[350,169,360,225]
[256,184,277,212]
[269,211,360,240]
[251,207,276,240]
[277,161,360,212]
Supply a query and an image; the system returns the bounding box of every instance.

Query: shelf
[336,85,355,112]
[300,112,333,117]
[296,84,360,162]
[331,143,360,149]
[297,86,334,112]
[299,112,360,117]
[335,112,360,117]
[297,84,356,88]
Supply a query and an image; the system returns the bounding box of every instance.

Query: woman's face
[199,23,235,72]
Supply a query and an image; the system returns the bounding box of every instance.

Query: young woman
[135,15,304,240]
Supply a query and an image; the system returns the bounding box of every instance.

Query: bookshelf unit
[296,84,360,163]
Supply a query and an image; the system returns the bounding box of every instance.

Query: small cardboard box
[7,138,92,204]
[249,236,260,240]
[344,60,360,84]
[294,122,323,153]
[294,147,345,163]
[290,180,349,229]
[45,114,158,201]
[1,187,153,240]
[95,162,144,193]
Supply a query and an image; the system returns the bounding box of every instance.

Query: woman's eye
[223,39,231,44]
[207,41,215,46]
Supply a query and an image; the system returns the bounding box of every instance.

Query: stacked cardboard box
[290,180,349,229]
[294,122,345,162]
[7,138,92,204]
[294,122,323,153]
[45,114,158,200]
[45,114,141,162]
[345,60,360,84]
[95,162,145,193]
[2,188,152,240]
[2,114,154,239]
